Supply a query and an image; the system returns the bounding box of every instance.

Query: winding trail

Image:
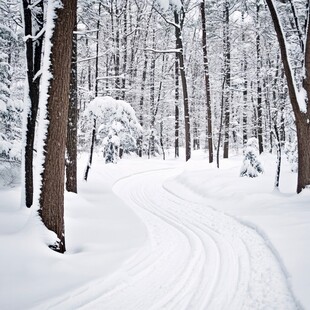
[52,167,298,309]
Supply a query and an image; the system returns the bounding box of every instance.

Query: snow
[0,151,309,309]
[156,0,182,11]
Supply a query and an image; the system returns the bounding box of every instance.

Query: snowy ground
[0,150,309,309]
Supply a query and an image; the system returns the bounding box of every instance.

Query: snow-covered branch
[23,26,45,42]
[145,48,181,54]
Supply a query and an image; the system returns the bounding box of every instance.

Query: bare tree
[22,0,44,207]
[200,0,213,163]
[223,0,231,159]
[266,0,310,193]
[174,6,191,161]
[256,0,264,154]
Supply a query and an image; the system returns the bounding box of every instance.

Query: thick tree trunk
[22,0,43,208]
[296,117,310,193]
[39,0,77,253]
[200,0,213,163]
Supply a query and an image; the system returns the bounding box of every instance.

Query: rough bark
[39,0,77,253]
[66,21,78,193]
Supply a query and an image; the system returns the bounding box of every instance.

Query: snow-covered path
[58,168,298,310]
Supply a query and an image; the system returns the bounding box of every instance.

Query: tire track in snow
[47,168,299,309]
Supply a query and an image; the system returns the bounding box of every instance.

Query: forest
[0,0,310,308]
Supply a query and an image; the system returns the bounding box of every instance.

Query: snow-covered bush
[284,141,298,173]
[82,96,142,163]
[103,130,120,164]
[240,138,264,178]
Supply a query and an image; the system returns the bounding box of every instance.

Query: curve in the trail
[49,168,299,310]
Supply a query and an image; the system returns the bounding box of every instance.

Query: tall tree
[174,5,191,161]
[84,2,101,181]
[266,0,310,193]
[241,5,248,147]
[256,0,264,154]
[200,0,213,163]
[66,14,78,193]
[22,0,44,207]
[174,53,180,158]
[38,0,77,252]
[223,0,231,159]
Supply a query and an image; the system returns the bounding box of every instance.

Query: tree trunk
[22,0,44,208]
[84,118,96,181]
[121,0,128,100]
[200,0,213,163]
[273,123,281,189]
[114,3,121,99]
[242,8,248,147]
[174,9,191,161]
[223,0,230,159]
[137,11,153,157]
[66,20,78,193]
[256,0,264,154]
[138,49,148,157]
[85,3,100,181]
[175,49,180,158]
[39,0,77,253]
[149,26,156,157]
[266,0,310,193]
[217,77,226,168]
[296,118,310,193]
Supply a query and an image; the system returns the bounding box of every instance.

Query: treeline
[0,0,309,253]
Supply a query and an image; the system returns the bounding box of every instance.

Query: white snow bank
[0,153,147,309]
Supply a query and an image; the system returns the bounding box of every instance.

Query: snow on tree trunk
[36,0,77,253]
